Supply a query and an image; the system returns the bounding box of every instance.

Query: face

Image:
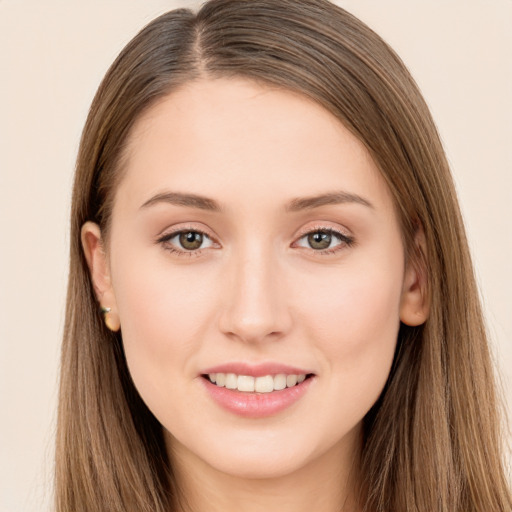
[83,78,426,482]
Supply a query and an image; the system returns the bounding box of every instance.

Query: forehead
[114,77,391,214]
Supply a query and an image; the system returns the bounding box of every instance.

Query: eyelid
[291,223,355,254]
[155,222,354,256]
[294,222,352,240]
[156,224,221,253]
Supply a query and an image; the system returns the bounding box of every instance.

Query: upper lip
[201,362,314,378]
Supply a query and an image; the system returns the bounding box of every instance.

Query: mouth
[199,363,316,417]
[202,372,313,393]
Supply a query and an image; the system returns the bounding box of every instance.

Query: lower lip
[201,376,314,418]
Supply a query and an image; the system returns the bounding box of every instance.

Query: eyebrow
[140,192,222,212]
[285,191,374,212]
[139,190,373,213]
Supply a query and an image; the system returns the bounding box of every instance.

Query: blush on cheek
[318,268,401,339]
[118,268,216,376]
[306,268,401,411]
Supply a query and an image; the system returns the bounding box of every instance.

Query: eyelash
[156,226,354,257]
[157,227,216,258]
[293,227,355,255]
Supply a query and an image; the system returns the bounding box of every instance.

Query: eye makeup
[155,222,355,259]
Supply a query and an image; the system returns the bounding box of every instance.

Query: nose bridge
[219,239,289,342]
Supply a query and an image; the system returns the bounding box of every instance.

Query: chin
[209,450,309,480]
[167,425,324,480]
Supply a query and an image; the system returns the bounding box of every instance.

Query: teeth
[255,375,273,393]
[286,374,298,387]
[273,374,287,391]
[215,373,225,387]
[225,373,237,389]
[237,375,255,392]
[207,372,308,393]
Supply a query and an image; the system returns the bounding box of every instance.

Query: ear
[399,224,430,326]
[81,221,120,331]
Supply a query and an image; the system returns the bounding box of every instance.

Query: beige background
[0,1,511,511]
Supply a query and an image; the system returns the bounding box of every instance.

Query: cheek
[111,253,219,412]
[295,254,403,412]
[298,255,403,344]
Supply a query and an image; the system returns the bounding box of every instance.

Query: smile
[201,369,315,418]
[206,373,308,393]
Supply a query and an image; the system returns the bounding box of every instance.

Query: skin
[82,78,428,512]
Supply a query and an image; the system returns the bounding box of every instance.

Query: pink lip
[201,362,313,377]
[200,374,315,419]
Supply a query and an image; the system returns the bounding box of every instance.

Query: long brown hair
[56,1,511,510]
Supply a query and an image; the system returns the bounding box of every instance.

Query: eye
[159,229,215,252]
[295,228,353,253]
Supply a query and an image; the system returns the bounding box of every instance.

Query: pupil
[180,231,203,250]
[308,231,331,250]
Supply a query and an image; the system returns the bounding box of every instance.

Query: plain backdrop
[0,1,511,511]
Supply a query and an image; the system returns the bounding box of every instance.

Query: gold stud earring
[100,306,120,332]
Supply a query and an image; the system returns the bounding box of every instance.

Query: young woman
[55,1,512,510]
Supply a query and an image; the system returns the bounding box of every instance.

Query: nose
[218,244,292,344]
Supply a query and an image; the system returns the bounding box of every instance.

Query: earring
[100,305,120,332]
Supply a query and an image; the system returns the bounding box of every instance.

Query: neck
[167,428,362,512]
